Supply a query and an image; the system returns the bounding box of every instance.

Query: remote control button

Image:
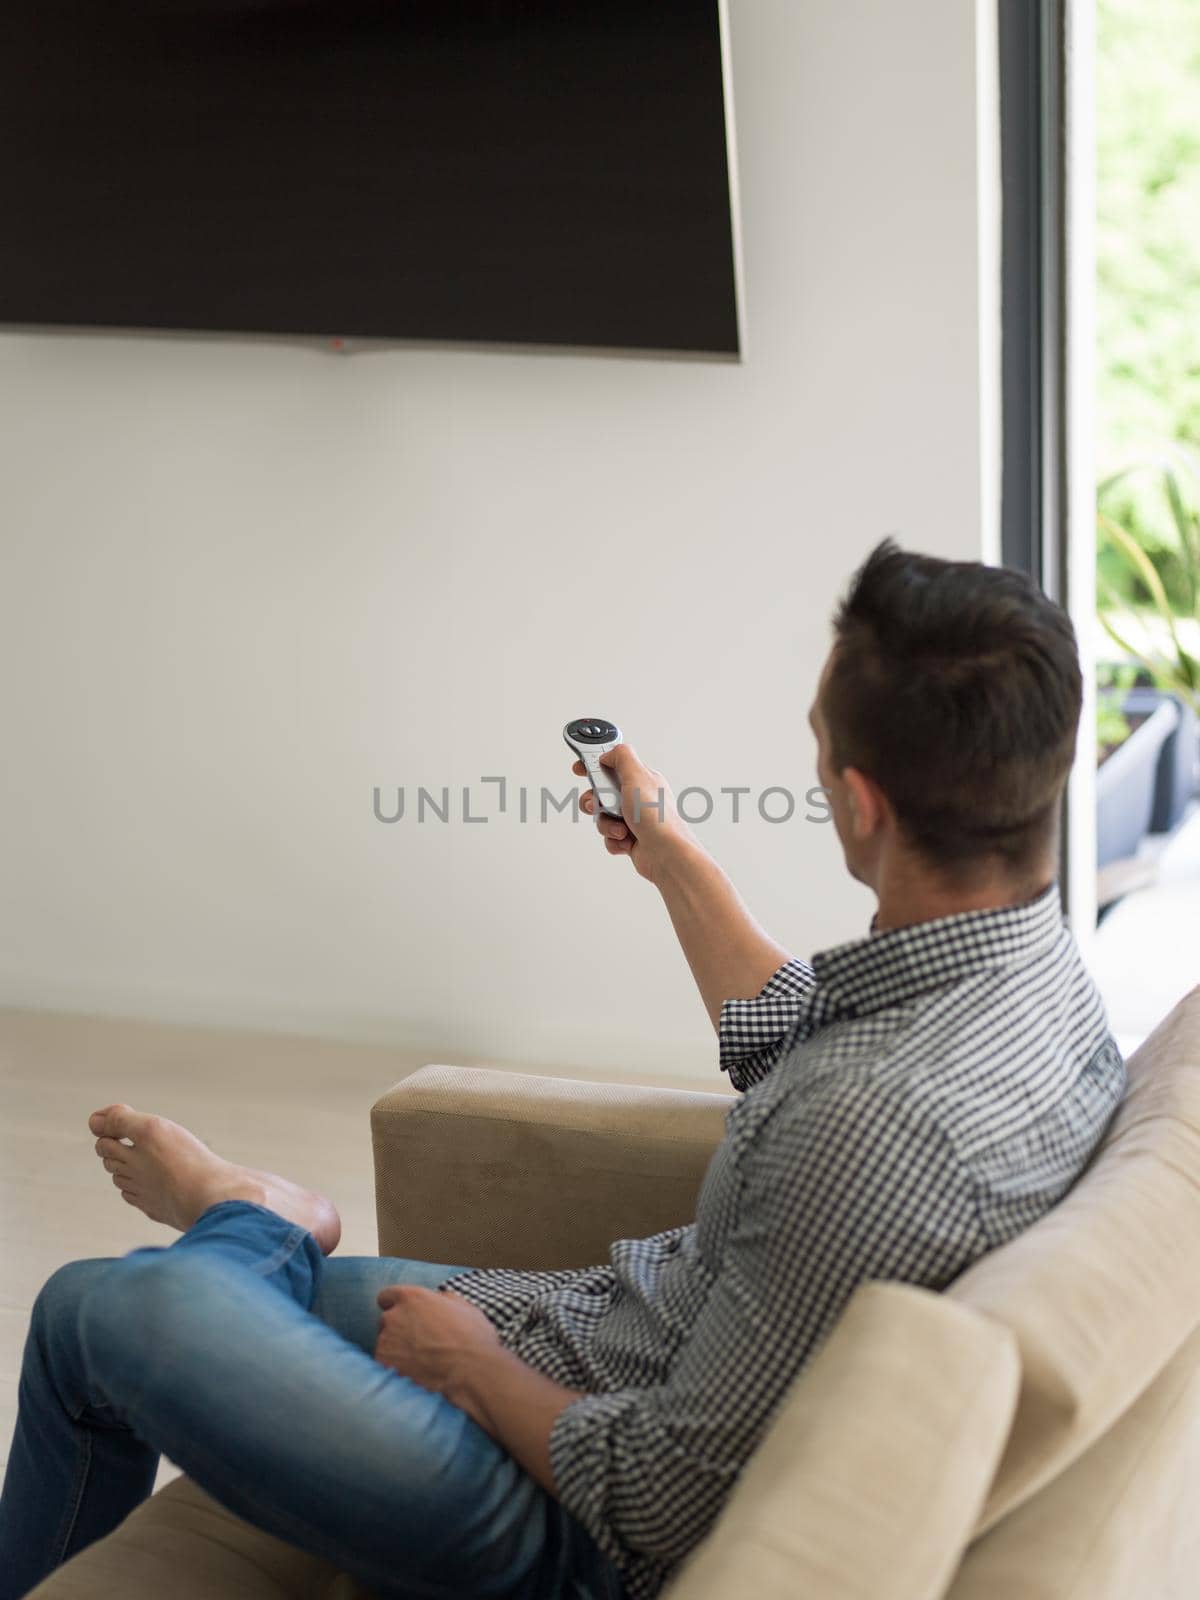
[566,718,620,744]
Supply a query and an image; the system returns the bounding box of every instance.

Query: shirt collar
[810,882,1064,1021]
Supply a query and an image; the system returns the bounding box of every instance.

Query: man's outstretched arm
[375,1283,584,1497]
[576,743,791,1030]
[652,833,793,1031]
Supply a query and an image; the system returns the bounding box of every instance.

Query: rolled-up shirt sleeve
[546,1082,981,1581]
[717,958,818,1090]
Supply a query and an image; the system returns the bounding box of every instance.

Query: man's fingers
[377,1284,415,1310]
[571,759,586,777]
[582,794,632,838]
[599,742,639,777]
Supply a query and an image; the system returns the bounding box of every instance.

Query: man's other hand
[374,1284,501,1420]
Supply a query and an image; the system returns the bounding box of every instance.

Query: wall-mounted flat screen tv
[0,1,741,355]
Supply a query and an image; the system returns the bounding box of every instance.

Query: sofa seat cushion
[26,1475,370,1600]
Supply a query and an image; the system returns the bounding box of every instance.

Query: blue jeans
[0,1202,627,1600]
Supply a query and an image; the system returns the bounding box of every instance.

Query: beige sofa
[30,986,1200,1600]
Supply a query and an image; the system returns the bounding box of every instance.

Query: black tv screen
[0,1,741,354]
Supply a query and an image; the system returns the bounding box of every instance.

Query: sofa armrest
[663,1283,1020,1600]
[371,1065,732,1268]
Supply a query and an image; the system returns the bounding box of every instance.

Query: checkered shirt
[444,885,1125,1599]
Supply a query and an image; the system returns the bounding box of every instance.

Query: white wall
[0,0,990,1079]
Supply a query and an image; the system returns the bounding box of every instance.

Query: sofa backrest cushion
[948,985,1200,1528]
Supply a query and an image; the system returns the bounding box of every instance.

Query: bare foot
[89,1104,341,1255]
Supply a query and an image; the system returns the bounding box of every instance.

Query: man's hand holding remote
[572,742,791,1030]
[572,743,690,884]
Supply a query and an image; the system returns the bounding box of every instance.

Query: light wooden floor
[0,1004,715,1483]
[0,1006,435,1485]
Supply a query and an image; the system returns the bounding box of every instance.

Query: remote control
[563,718,624,819]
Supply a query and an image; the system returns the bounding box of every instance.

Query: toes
[89,1104,142,1141]
[113,1172,138,1194]
[95,1137,131,1164]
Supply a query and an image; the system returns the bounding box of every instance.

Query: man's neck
[871,854,1054,933]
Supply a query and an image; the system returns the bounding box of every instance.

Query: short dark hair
[823,539,1082,872]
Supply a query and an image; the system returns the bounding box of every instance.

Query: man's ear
[842,766,886,840]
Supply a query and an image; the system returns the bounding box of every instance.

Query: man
[0,542,1124,1600]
